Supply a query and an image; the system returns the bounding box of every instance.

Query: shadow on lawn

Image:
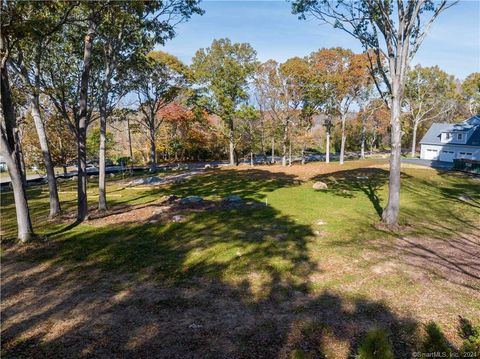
[1,169,423,358]
[312,168,402,218]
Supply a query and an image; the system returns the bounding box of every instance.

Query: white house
[420,115,480,162]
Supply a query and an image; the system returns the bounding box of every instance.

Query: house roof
[419,115,480,147]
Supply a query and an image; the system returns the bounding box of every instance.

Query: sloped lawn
[1,160,479,358]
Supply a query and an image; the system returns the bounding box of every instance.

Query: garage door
[458,152,473,160]
[440,150,455,162]
[424,148,439,160]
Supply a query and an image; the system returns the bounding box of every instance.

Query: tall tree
[132,51,187,172]
[95,0,202,211]
[293,0,456,226]
[0,0,38,241]
[236,104,260,166]
[40,7,102,222]
[404,65,456,157]
[461,72,480,117]
[192,38,257,166]
[307,48,370,164]
[8,1,76,218]
[254,59,304,166]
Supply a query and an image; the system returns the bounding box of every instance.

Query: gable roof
[420,115,480,147]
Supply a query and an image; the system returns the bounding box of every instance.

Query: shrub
[290,349,312,359]
[357,328,394,359]
[459,317,480,356]
[422,322,452,356]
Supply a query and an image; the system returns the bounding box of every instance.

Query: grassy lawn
[1,159,479,358]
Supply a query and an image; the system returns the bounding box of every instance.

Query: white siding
[420,144,480,162]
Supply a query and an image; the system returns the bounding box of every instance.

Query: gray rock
[110,173,115,178]
[163,194,179,203]
[129,176,163,186]
[222,195,243,203]
[180,195,203,204]
[459,195,474,202]
[71,175,78,181]
[312,181,328,190]
[204,164,212,169]
[90,175,96,179]
[172,215,185,222]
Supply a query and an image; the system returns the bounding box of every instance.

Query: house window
[458,133,463,140]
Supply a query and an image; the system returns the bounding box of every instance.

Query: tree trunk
[411,121,418,158]
[127,116,133,171]
[360,113,366,160]
[382,89,402,226]
[339,113,346,165]
[250,151,253,166]
[16,129,27,188]
[31,96,61,217]
[98,110,107,211]
[288,141,292,166]
[271,137,275,164]
[228,125,235,166]
[1,62,34,242]
[149,131,156,172]
[281,123,288,167]
[325,131,330,163]
[76,22,95,222]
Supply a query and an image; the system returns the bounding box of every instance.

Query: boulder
[110,173,115,178]
[129,176,164,186]
[180,195,203,204]
[172,215,185,222]
[204,164,212,169]
[222,195,243,203]
[71,175,78,181]
[312,181,328,190]
[163,194,179,203]
[459,195,474,202]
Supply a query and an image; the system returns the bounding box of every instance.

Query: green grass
[1,160,479,357]
[2,162,479,282]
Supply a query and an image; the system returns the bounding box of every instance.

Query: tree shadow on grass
[0,168,425,358]
[1,167,476,358]
[311,168,407,219]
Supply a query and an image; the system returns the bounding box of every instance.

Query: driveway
[401,158,453,170]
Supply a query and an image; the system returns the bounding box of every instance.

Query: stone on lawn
[129,176,164,186]
[71,175,78,181]
[312,181,328,190]
[163,194,179,203]
[458,195,474,202]
[110,173,115,178]
[222,195,243,203]
[172,215,185,223]
[180,196,203,204]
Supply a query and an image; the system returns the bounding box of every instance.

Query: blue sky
[161,0,480,80]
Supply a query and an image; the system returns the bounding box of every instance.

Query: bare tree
[292,0,457,226]
[404,65,456,157]
[132,51,186,172]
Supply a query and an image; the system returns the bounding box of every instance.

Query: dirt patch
[85,195,258,227]
[393,234,480,290]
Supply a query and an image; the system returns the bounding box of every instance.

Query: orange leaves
[156,102,194,123]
